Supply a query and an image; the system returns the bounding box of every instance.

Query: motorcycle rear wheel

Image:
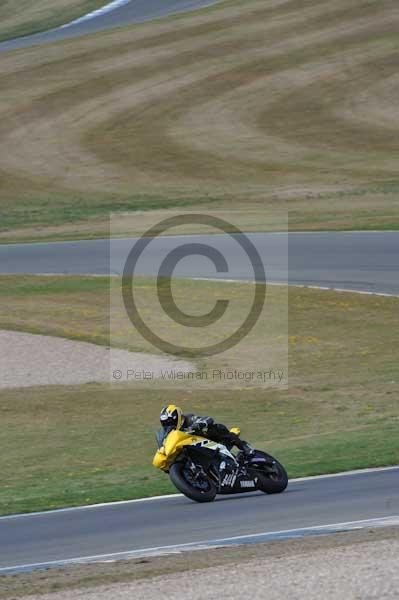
[254,455,288,494]
[169,461,217,503]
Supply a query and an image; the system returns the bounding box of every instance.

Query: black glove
[192,417,214,434]
[242,443,255,457]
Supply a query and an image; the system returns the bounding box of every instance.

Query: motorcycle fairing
[153,429,214,471]
[152,428,236,472]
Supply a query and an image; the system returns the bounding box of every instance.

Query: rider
[159,404,254,458]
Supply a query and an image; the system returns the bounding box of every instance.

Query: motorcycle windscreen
[155,426,174,449]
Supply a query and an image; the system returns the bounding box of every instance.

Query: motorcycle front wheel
[169,461,217,503]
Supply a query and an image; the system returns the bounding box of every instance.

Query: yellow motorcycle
[153,426,288,503]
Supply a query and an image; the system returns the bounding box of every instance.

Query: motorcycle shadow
[180,487,296,505]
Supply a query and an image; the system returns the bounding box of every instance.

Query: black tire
[254,455,288,494]
[169,461,217,503]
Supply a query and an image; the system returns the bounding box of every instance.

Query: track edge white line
[2,514,399,574]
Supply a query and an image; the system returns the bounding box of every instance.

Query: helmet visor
[160,415,177,429]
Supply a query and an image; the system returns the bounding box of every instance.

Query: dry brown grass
[0,0,108,42]
[0,0,399,241]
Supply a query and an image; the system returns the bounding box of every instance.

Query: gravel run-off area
[0,330,193,388]
[18,531,399,600]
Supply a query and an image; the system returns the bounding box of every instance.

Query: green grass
[0,195,211,231]
[0,276,106,296]
[0,275,398,515]
[1,385,398,515]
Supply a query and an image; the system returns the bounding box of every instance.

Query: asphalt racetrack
[1,232,398,295]
[0,0,222,52]
[1,468,398,572]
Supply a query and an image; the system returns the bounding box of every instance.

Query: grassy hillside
[1,0,399,241]
[0,0,108,42]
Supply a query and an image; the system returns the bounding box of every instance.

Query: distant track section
[1,232,398,296]
[0,0,221,52]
